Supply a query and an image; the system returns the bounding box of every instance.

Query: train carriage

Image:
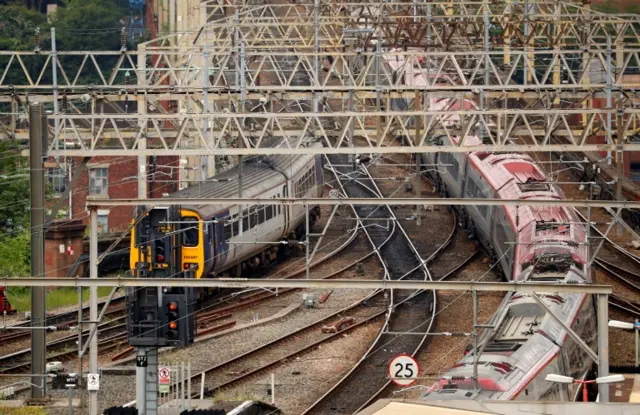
[418,98,595,403]
[130,142,324,279]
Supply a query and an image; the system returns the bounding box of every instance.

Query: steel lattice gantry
[1,0,640,158]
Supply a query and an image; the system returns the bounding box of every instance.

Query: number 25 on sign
[388,354,419,387]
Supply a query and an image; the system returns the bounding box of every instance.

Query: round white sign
[388,354,419,386]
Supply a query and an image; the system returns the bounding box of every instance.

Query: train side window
[278,192,282,215]
[440,152,459,179]
[181,216,199,247]
[249,206,259,229]
[266,205,273,221]
[223,216,232,241]
[258,206,266,224]
[242,210,249,232]
[231,215,239,236]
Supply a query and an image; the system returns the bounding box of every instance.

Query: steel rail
[301,157,435,414]
[357,248,480,410]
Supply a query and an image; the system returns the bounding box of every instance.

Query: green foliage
[0,1,133,86]
[7,286,114,312]
[51,0,127,52]
[0,3,48,51]
[0,142,30,235]
[0,230,30,278]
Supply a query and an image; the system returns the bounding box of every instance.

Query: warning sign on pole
[87,373,100,391]
[158,367,170,394]
[388,354,419,387]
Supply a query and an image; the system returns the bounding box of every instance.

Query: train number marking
[388,354,419,386]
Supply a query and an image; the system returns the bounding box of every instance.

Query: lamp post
[545,374,625,402]
[609,319,640,366]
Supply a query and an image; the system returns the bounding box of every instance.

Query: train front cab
[129,208,206,279]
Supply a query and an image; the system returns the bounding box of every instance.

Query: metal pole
[200,372,205,399]
[68,361,73,415]
[89,208,98,415]
[10,99,16,138]
[597,293,610,402]
[202,45,209,182]
[136,349,146,413]
[616,98,624,236]
[313,0,319,114]
[30,102,46,400]
[479,11,489,141]
[635,320,639,367]
[238,41,245,238]
[271,373,275,404]
[606,35,613,166]
[415,89,421,226]
[187,362,191,410]
[51,28,60,143]
[472,289,479,391]
[137,45,148,198]
[180,361,185,411]
[587,183,592,262]
[348,52,354,169]
[77,287,84,408]
[305,205,310,279]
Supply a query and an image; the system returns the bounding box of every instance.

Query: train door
[282,185,289,234]
[491,207,515,279]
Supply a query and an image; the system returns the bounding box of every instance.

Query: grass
[6,286,114,313]
[0,408,48,414]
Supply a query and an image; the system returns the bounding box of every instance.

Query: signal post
[128,207,196,415]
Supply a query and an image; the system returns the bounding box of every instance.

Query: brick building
[45,156,179,233]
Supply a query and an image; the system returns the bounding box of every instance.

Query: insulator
[34,27,41,52]
[124,71,131,85]
[62,94,68,109]
[121,27,127,51]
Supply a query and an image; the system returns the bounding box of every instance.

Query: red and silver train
[384,51,596,401]
[422,126,595,401]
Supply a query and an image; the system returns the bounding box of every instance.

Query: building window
[89,168,108,197]
[631,163,640,183]
[96,211,109,234]
[47,167,67,195]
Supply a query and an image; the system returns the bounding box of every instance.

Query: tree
[0,141,31,277]
[52,0,127,51]
[0,142,30,234]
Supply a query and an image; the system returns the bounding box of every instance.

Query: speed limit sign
[388,354,419,386]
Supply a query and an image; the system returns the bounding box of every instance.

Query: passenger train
[130,143,324,279]
[383,51,597,401]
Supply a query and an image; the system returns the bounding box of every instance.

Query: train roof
[166,142,322,218]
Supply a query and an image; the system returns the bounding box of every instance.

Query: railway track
[594,257,640,293]
[0,317,128,374]
[0,295,126,346]
[118,163,400,408]
[301,155,436,415]
[575,210,640,316]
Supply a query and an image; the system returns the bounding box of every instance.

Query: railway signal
[160,293,196,347]
[165,300,179,340]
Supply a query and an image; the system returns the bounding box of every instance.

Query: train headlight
[183,263,198,270]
